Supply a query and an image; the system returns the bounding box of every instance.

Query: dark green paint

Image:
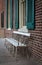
[10,0,12,29]
[26,0,34,30]
[14,0,19,29]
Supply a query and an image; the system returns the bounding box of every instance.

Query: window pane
[1,11,4,28]
[19,0,26,28]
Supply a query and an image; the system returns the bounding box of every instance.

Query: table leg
[12,46,15,56]
[15,47,17,58]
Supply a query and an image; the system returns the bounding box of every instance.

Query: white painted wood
[7,28,11,30]
[18,26,28,33]
[5,38,26,47]
[13,31,30,37]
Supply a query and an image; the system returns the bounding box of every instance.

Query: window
[1,11,4,28]
[15,0,34,30]
[19,0,26,28]
[6,0,13,29]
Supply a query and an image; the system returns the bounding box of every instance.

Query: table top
[5,38,26,47]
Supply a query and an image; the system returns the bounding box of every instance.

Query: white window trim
[7,28,11,30]
[18,26,28,33]
[19,0,26,29]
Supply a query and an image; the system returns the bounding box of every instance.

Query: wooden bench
[5,38,27,57]
[5,31,30,58]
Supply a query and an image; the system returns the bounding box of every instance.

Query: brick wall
[0,29,5,38]
[0,0,6,38]
[5,29,13,38]
[28,0,42,60]
[0,0,6,28]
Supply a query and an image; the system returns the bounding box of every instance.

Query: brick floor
[0,38,42,65]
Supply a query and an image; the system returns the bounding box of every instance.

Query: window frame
[1,11,4,28]
[18,0,28,32]
[19,0,26,29]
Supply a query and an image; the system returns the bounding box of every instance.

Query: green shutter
[14,0,19,29]
[10,0,12,29]
[6,0,8,28]
[26,0,34,30]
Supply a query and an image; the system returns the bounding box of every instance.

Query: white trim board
[13,31,30,37]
